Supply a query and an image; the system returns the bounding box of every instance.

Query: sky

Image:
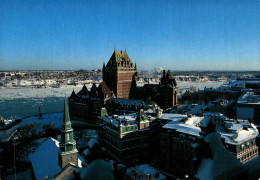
[0,0,259,71]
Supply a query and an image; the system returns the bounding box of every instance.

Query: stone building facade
[98,109,150,164]
[159,112,259,177]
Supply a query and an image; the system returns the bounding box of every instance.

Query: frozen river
[0,81,226,119]
[0,85,90,119]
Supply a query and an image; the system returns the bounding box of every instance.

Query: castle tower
[160,70,178,106]
[103,49,137,99]
[58,98,78,169]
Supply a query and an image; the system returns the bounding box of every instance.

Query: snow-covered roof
[158,113,186,121]
[30,138,62,180]
[200,113,226,128]
[164,123,201,136]
[238,92,260,104]
[102,113,137,127]
[225,122,243,131]
[221,123,258,145]
[163,114,204,136]
[30,137,84,180]
[162,112,259,144]
[204,112,226,120]
[102,112,151,129]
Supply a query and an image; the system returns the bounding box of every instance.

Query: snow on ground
[0,113,63,142]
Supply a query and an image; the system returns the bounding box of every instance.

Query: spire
[63,98,71,128]
[103,61,106,69]
[135,62,137,70]
[70,90,77,99]
[82,84,87,91]
[60,98,77,153]
[58,98,78,169]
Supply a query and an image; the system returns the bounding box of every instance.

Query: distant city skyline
[0,0,259,71]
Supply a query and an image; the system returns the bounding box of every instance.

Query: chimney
[156,108,163,118]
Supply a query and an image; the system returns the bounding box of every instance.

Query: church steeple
[59,98,78,169]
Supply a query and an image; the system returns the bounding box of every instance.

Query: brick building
[103,49,137,99]
[69,49,178,125]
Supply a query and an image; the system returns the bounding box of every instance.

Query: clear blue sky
[0,0,259,71]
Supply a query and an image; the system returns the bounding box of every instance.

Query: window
[67,133,70,140]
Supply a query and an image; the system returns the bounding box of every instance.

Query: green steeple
[135,62,137,70]
[60,98,77,153]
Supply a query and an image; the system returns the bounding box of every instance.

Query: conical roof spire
[60,97,77,153]
[70,90,77,99]
[63,97,72,130]
[82,84,87,91]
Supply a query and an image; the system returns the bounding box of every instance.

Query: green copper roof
[60,98,77,153]
[63,98,72,131]
[106,50,134,67]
